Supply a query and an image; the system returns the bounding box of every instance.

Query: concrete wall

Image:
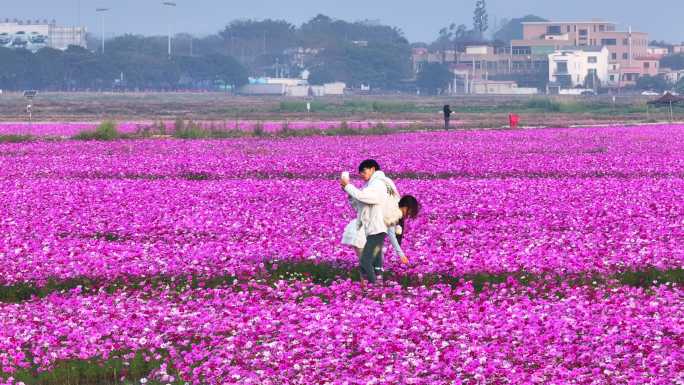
[323,82,346,95]
[239,84,287,96]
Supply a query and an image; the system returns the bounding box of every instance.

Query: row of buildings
[0,19,86,52]
[413,20,680,93]
[238,77,347,97]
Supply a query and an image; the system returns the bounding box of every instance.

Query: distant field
[0,92,681,127]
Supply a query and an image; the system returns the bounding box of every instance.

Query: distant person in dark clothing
[443,104,453,129]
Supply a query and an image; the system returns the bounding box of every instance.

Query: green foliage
[635,75,670,92]
[675,78,684,94]
[493,15,548,43]
[10,351,183,385]
[0,134,33,143]
[253,122,265,137]
[432,23,479,55]
[371,101,416,113]
[416,63,455,94]
[299,14,408,48]
[473,0,489,38]
[308,66,336,85]
[660,54,684,71]
[525,98,561,112]
[0,14,417,91]
[171,119,246,139]
[220,19,297,57]
[73,121,120,141]
[0,37,248,91]
[278,100,325,112]
[310,42,411,89]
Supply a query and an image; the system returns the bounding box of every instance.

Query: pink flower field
[0,124,683,384]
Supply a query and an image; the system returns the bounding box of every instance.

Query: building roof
[634,55,661,61]
[554,46,607,52]
[522,21,616,25]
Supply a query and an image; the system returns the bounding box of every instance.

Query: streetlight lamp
[95,8,110,54]
[162,2,176,57]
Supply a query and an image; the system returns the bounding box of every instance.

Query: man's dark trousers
[360,233,386,283]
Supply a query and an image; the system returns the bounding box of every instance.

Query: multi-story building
[411,20,656,92]
[512,21,651,87]
[0,19,86,51]
[548,46,610,88]
[647,46,670,58]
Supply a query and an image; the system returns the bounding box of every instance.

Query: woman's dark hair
[358,159,381,172]
[399,195,420,218]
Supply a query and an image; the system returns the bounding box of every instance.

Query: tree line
[0,14,411,92]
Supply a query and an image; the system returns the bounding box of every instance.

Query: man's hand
[340,178,349,188]
[400,256,409,265]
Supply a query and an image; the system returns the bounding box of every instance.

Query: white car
[641,90,660,96]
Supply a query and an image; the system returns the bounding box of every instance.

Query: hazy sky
[4,0,683,43]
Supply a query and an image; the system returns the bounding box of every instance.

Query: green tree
[416,63,454,94]
[473,0,489,39]
[0,47,31,89]
[661,54,684,70]
[635,75,669,92]
[308,66,336,85]
[310,42,410,89]
[206,53,249,89]
[583,70,601,90]
[674,78,684,94]
[493,15,548,43]
[220,19,296,60]
[299,14,408,48]
[31,48,68,90]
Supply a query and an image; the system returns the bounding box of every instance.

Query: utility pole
[628,25,633,67]
[162,2,177,57]
[95,8,109,54]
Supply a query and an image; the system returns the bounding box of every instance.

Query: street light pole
[95,8,109,54]
[162,2,177,57]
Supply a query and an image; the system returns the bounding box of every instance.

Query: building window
[566,26,571,32]
[623,53,629,59]
[611,53,617,60]
[512,46,531,55]
[601,38,617,46]
[588,56,598,63]
[556,61,568,74]
[644,62,650,69]
[622,38,628,45]
[547,25,561,35]
[609,75,615,81]
[579,29,588,37]
[599,25,605,32]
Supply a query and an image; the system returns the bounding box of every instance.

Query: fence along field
[0,123,682,384]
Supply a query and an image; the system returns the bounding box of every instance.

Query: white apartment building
[548,46,610,88]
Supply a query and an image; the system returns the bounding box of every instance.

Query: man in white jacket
[341,159,391,284]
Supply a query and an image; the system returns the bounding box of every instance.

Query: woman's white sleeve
[387,226,405,258]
